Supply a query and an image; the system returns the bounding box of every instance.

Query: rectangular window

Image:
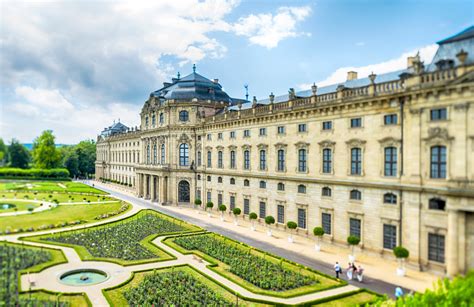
[277,149,285,171]
[298,123,307,132]
[322,213,331,235]
[207,151,212,168]
[259,150,266,170]
[350,118,362,128]
[298,149,307,172]
[384,114,398,125]
[259,202,266,218]
[383,224,397,250]
[430,146,447,179]
[351,148,362,175]
[230,196,235,210]
[430,108,447,121]
[218,193,223,206]
[277,205,285,224]
[323,148,332,173]
[349,218,361,238]
[277,126,285,134]
[196,189,201,201]
[244,150,250,170]
[244,199,250,215]
[218,132,223,140]
[207,191,211,203]
[297,208,307,229]
[384,147,397,176]
[230,131,236,139]
[230,151,236,169]
[243,129,250,137]
[428,233,445,263]
[322,121,332,130]
[259,128,266,136]
[207,134,212,140]
[197,151,202,166]
[218,151,223,168]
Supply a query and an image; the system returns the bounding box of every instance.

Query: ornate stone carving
[345,138,367,147]
[318,140,336,148]
[257,143,268,149]
[294,141,310,149]
[378,137,401,146]
[423,127,454,142]
[454,102,470,111]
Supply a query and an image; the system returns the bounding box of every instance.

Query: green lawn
[103,265,269,306]
[19,291,90,307]
[0,202,126,233]
[0,200,40,213]
[0,180,106,194]
[310,290,380,306]
[0,191,115,203]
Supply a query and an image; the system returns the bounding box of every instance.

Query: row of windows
[198,145,446,179]
[144,110,189,128]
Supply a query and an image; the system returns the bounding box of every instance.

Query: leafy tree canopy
[8,139,30,169]
[32,130,61,169]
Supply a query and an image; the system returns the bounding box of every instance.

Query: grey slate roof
[101,121,129,137]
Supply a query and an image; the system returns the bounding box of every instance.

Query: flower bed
[173,233,316,291]
[42,211,197,262]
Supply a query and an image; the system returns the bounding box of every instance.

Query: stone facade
[96,28,474,276]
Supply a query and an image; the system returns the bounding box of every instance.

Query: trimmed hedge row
[0,168,70,180]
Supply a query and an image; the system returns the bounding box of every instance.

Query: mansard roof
[101,121,129,137]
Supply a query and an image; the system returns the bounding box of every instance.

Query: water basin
[59,269,109,286]
[0,203,16,210]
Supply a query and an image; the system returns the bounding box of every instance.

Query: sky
[0,0,472,144]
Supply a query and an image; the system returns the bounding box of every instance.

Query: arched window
[178,180,190,202]
[384,147,397,176]
[244,179,250,187]
[383,193,397,204]
[230,150,236,168]
[159,113,164,124]
[429,198,446,210]
[218,176,223,183]
[161,144,166,164]
[323,148,332,173]
[259,180,266,189]
[230,178,235,185]
[298,184,306,194]
[179,110,189,122]
[244,150,250,170]
[298,149,307,172]
[218,151,223,168]
[197,174,201,180]
[207,150,212,167]
[179,143,189,166]
[259,150,266,170]
[430,146,446,178]
[146,144,150,164]
[322,187,332,197]
[277,182,285,191]
[350,189,362,200]
[277,149,285,171]
[351,148,362,175]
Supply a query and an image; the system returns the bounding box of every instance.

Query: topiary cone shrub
[313,227,325,251]
[232,208,241,225]
[265,216,275,237]
[194,198,202,209]
[394,246,410,277]
[249,212,258,231]
[347,235,361,262]
[206,201,214,217]
[286,221,297,243]
[218,204,227,221]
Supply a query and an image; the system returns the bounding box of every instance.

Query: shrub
[194,199,202,206]
[0,168,70,180]
[393,246,409,259]
[233,208,241,215]
[265,216,275,225]
[313,227,325,237]
[206,201,214,210]
[347,235,360,245]
[218,204,227,212]
[287,221,297,230]
[249,212,258,220]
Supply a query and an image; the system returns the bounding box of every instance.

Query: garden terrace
[0,201,127,234]
[0,242,89,306]
[104,266,258,306]
[0,181,107,194]
[166,233,342,297]
[34,210,201,265]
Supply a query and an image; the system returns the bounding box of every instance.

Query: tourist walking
[346,262,354,280]
[334,262,342,278]
[356,265,364,282]
[395,286,404,299]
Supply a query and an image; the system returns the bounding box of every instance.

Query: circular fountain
[59,269,109,286]
[0,203,16,210]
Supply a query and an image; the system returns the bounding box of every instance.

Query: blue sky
[0,0,472,143]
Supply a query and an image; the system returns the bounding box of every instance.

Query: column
[447,209,459,276]
[136,174,141,197]
[151,175,156,202]
[156,176,160,203]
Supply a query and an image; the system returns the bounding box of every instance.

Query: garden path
[0,199,55,217]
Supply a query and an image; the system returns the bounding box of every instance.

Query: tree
[194,199,202,209]
[347,235,361,262]
[75,140,96,177]
[265,216,275,237]
[0,138,7,165]
[32,130,61,169]
[313,227,325,251]
[8,139,30,168]
[206,201,214,217]
[63,149,79,177]
[232,208,241,225]
[218,204,227,221]
[249,212,258,231]
[286,221,297,243]
[393,246,410,276]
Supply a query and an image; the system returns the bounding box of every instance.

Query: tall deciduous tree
[8,139,30,168]
[32,130,61,169]
[0,138,7,165]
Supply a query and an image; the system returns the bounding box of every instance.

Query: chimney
[213,79,219,84]
[347,71,358,81]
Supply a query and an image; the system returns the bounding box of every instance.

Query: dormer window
[179,110,189,122]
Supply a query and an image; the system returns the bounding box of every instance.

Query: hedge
[0,168,70,180]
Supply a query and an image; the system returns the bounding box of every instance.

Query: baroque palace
[96,27,474,276]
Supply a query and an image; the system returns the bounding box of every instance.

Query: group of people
[334,261,364,282]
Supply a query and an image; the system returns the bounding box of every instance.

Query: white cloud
[298,44,438,90]
[233,6,312,49]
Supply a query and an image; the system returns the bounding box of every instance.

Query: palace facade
[96,27,474,276]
